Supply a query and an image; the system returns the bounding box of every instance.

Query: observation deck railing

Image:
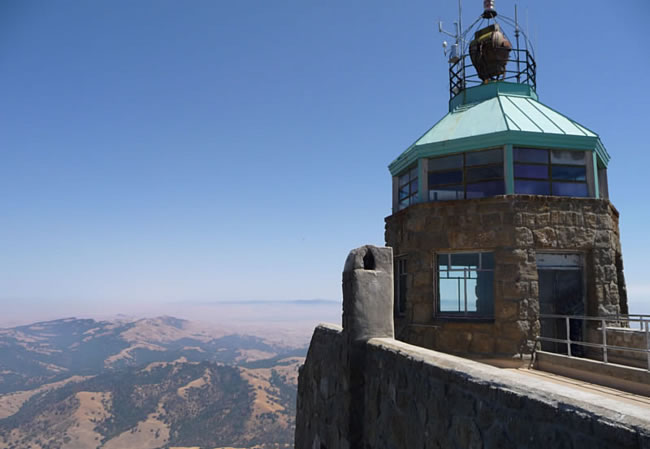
[449,48,536,100]
[533,314,650,372]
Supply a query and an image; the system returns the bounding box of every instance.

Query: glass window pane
[399,199,409,210]
[399,186,410,200]
[451,253,479,269]
[515,180,551,195]
[439,278,461,312]
[475,271,494,315]
[514,164,548,179]
[552,165,586,182]
[399,173,410,187]
[429,170,463,185]
[481,252,495,269]
[466,165,503,182]
[551,150,585,165]
[410,166,418,179]
[429,185,464,201]
[410,179,419,194]
[437,252,494,315]
[552,182,589,197]
[514,147,548,163]
[466,149,503,166]
[398,273,407,313]
[466,278,478,312]
[437,254,449,270]
[429,154,463,171]
[466,180,505,198]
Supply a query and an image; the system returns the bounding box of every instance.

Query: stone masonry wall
[384,195,626,356]
[295,324,650,449]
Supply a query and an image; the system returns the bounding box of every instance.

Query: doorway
[537,254,585,355]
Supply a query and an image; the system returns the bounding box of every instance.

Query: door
[537,254,584,355]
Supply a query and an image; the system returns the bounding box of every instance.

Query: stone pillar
[341,245,395,448]
[342,245,395,341]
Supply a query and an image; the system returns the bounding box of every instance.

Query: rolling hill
[0,316,306,448]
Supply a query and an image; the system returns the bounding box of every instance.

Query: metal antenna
[515,3,521,83]
[526,7,529,53]
[458,0,462,46]
[438,0,464,64]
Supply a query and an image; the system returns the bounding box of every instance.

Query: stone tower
[385,2,627,357]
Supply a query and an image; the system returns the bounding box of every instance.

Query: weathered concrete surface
[342,245,394,342]
[385,195,627,356]
[295,325,650,449]
[535,350,650,396]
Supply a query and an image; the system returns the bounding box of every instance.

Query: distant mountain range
[0,316,305,448]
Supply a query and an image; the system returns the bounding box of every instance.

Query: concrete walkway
[510,367,650,408]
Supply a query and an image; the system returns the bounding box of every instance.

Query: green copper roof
[389,82,610,176]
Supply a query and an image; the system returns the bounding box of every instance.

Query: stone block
[521,212,536,227]
[496,248,528,264]
[424,215,442,230]
[533,227,557,247]
[536,212,551,227]
[500,281,529,299]
[595,230,612,248]
[482,213,502,227]
[459,214,480,227]
[436,329,472,353]
[551,210,563,225]
[411,302,433,324]
[514,227,534,247]
[495,338,520,355]
[585,212,598,228]
[470,334,496,353]
[413,271,432,289]
[406,216,426,232]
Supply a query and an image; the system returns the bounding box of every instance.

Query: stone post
[341,245,394,448]
[342,245,395,341]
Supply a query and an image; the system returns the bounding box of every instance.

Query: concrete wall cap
[366,335,650,429]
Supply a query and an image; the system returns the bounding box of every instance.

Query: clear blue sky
[2,0,649,319]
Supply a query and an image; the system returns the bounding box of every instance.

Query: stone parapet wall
[295,325,650,449]
[384,195,627,356]
[587,326,649,369]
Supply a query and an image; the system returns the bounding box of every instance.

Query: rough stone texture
[342,245,395,342]
[295,325,650,449]
[384,195,627,356]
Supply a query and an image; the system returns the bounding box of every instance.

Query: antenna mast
[439,0,464,64]
[515,4,521,83]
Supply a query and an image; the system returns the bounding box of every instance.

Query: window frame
[513,147,589,197]
[397,165,419,210]
[428,148,505,202]
[434,251,495,320]
[395,256,408,316]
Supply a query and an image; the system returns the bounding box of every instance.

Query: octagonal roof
[389,82,609,176]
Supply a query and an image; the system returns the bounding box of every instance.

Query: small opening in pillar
[363,249,376,270]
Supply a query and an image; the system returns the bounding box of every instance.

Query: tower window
[398,166,419,210]
[428,149,504,201]
[436,252,494,317]
[514,148,588,197]
[395,257,408,315]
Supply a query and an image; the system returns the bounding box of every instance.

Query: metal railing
[449,48,536,100]
[534,314,650,372]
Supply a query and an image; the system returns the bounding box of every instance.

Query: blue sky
[1,0,649,319]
